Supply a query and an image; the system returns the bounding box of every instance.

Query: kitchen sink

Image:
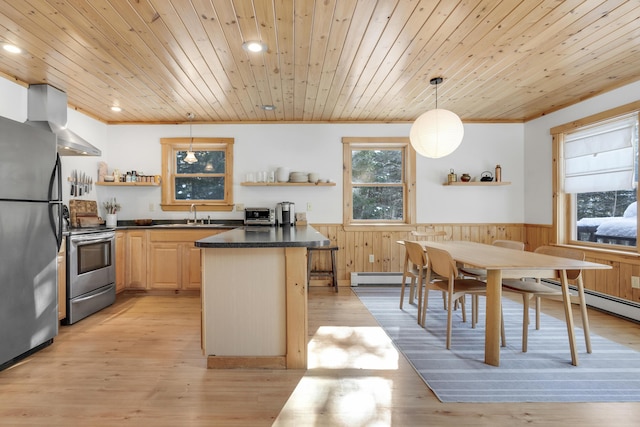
[152,223,233,229]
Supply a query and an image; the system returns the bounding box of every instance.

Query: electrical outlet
[307,202,312,211]
[148,203,154,212]
[369,254,375,263]
[235,203,245,211]
[632,276,640,289]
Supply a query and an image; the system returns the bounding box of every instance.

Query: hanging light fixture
[409,77,464,158]
[184,113,198,164]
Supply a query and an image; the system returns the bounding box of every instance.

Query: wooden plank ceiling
[0,0,638,124]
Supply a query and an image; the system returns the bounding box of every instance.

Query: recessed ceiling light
[110,106,122,112]
[2,43,22,54]
[261,105,276,111]
[242,41,267,53]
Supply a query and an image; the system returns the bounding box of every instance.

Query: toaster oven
[244,207,275,225]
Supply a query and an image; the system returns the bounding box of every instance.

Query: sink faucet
[189,203,197,224]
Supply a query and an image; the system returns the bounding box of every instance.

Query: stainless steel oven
[64,229,116,325]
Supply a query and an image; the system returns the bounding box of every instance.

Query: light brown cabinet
[57,238,66,321]
[119,228,225,292]
[125,230,147,290]
[147,229,223,291]
[115,231,126,293]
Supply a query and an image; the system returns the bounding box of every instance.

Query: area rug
[352,286,640,403]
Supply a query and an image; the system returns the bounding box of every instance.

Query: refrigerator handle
[48,153,62,202]
[48,154,63,251]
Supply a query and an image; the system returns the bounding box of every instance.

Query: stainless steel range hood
[25,84,101,156]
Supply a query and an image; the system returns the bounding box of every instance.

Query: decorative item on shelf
[276,167,290,183]
[447,168,457,183]
[184,112,197,164]
[495,164,502,182]
[409,77,464,159]
[460,173,471,182]
[480,171,493,182]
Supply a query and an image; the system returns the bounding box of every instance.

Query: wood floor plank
[0,289,639,426]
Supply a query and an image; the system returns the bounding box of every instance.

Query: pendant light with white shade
[184,112,198,164]
[409,77,464,158]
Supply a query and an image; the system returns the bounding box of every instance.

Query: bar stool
[307,246,339,292]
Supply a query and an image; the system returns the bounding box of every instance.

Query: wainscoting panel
[310,223,640,307]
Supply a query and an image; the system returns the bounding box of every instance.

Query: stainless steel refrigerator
[0,115,63,370]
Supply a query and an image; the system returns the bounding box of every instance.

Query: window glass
[161,138,234,211]
[343,137,415,226]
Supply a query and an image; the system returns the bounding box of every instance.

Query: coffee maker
[276,202,295,226]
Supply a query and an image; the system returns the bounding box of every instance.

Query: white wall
[103,122,524,223]
[523,80,640,224]
[9,75,638,225]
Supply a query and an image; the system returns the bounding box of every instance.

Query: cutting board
[69,200,99,227]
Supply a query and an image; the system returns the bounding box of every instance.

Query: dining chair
[401,241,448,325]
[399,230,449,310]
[421,245,487,349]
[501,246,591,356]
[459,240,525,329]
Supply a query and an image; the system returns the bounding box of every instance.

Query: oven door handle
[71,233,115,245]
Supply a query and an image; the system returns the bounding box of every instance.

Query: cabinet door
[57,238,66,320]
[148,242,181,290]
[115,231,126,293]
[182,245,203,290]
[126,231,147,289]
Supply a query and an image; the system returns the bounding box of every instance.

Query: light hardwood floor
[1,287,639,426]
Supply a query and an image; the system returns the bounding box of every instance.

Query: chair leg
[535,296,541,330]
[400,253,409,309]
[445,290,455,349]
[417,271,424,326]
[330,248,338,292]
[500,305,506,347]
[522,294,530,352]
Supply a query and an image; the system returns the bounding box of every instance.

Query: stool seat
[307,246,339,292]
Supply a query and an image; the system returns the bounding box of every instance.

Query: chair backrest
[411,229,448,240]
[534,245,585,280]
[424,246,458,281]
[493,240,525,251]
[404,241,427,269]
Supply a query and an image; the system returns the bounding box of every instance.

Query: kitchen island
[195,226,330,369]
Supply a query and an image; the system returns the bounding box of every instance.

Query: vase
[106,214,117,227]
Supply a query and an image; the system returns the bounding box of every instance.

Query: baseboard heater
[350,272,405,286]
[542,279,640,323]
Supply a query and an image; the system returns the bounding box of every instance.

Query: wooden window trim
[342,137,416,227]
[160,137,234,212]
[551,102,639,253]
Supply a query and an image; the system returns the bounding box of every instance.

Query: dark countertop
[195,225,330,248]
[112,219,244,230]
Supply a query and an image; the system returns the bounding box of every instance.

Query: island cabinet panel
[202,247,287,356]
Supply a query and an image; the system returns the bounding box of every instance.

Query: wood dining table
[408,240,611,367]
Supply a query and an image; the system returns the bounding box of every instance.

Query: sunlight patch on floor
[273,376,393,426]
[307,326,399,370]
